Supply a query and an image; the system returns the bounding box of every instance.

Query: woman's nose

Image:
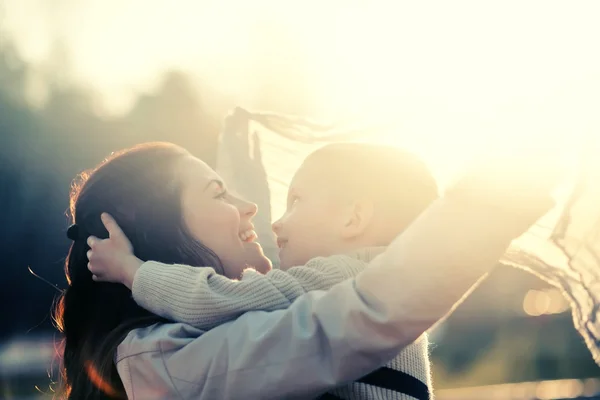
[239,200,258,218]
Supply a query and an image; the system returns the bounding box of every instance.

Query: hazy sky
[3,1,600,171]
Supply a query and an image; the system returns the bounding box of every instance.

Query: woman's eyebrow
[203,179,224,192]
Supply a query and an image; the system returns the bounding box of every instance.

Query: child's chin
[279,249,313,270]
[278,252,295,270]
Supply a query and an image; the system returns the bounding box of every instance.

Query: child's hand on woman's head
[86,213,142,290]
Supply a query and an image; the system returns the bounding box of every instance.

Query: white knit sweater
[131,247,432,400]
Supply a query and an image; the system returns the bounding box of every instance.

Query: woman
[55,141,556,399]
[55,142,271,399]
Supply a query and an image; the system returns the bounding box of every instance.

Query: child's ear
[341,199,375,239]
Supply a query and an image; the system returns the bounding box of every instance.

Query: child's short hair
[305,143,439,233]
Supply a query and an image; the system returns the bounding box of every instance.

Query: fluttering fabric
[216,106,600,365]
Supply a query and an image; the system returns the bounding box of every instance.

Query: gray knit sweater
[131,247,432,400]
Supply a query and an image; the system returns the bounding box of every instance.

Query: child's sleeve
[131,255,367,330]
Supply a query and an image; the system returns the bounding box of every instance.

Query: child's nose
[272,218,282,234]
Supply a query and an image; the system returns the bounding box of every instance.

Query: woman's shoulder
[116,322,206,362]
[114,323,207,399]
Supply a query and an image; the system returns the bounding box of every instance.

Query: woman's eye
[215,191,228,200]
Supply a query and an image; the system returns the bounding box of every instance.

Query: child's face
[272,160,349,269]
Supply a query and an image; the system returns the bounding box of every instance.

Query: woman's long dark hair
[53,142,224,399]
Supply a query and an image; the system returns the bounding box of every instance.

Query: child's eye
[288,196,300,208]
[215,191,228,200]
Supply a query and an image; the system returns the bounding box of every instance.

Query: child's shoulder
[303,246,386,270]
[343,246,386,263]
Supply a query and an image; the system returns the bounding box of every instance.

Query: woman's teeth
[240,229,257,242]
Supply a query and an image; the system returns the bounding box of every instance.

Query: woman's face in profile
[179,156,272,278]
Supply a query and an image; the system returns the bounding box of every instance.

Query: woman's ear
[341,199,375,240]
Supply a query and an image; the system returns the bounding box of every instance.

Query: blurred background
[1,1,599,399]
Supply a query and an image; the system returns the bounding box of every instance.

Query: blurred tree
[0,41,223,339]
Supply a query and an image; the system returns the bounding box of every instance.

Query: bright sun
[3,0,599,177]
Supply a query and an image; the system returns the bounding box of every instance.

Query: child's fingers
[87,236,98,248]
[88,262,106,280]
[101,213,127,241]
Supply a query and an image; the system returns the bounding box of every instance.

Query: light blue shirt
[116,189,553,400]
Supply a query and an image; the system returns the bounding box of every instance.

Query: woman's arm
[130,254,367,329]
[116,183,555,400]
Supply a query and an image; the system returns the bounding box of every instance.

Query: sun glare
[3,1,599,175]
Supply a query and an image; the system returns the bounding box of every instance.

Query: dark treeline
[0,42,226,340]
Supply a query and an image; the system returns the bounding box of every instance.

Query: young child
[90,143,440,400]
